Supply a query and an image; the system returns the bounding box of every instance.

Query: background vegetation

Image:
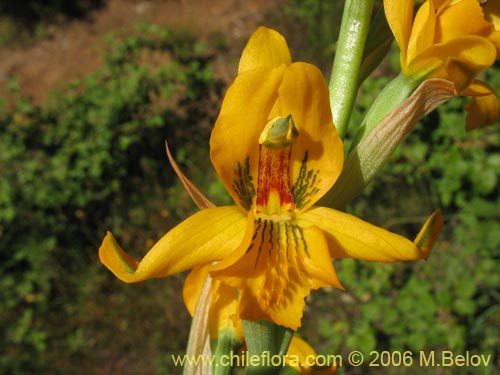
[0,1,498,374]
[0,0,104,45]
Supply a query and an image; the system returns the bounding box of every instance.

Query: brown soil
[0,0,285,104]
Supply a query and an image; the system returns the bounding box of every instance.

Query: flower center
[255,115,299,221]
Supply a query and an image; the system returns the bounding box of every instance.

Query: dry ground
[0,0,285,104]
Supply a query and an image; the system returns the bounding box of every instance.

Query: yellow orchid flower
[384,0,500,128]
[99,26,443,331]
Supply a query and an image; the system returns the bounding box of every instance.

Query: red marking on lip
[255,145,294,212]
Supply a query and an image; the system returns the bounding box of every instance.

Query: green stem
[329,0,375,138]
[242,320,294,375]
[213,329,240,375]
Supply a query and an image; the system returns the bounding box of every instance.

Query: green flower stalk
[329,0,375,138]
[242,320,294,375]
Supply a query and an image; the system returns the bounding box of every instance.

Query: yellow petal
[407,36,496,84]
[286,336,338,374]
[210,66,286,211]
[238,27,292,74]
[208,281,243,342]
[436,0,492,43]
[274,62,344,211]
[211,217,342,330]
[463,80,500,130]
[183,266,209,316]
[400,0,498,80]
[209,211,255,272]
[99,206,247,283]
[300,225,344,291]
[183,267,244,343]
[298,207,443,262]
[186,266,243,342]
[406,0,436,66]
[383,0,414,66]
[211,61,343,213]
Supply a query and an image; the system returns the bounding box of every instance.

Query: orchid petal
[210,67,286,211]
[211,216,342,330]
[184,267,243,343]
[208,282,242,342]
[406,0,435,65]
[211,61,343,213]
[436,0,492,43]
[383,0,414,66]
[298,207,443,262]
[275,63,344,211]
[238,26,291,74]
[463,81,500,130]
[99,206,246,283]
[184,266,210,316]
[407,36,496,84]
[484,0,500,54]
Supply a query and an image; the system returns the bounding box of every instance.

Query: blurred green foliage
[0,22,220,374]
[281,0,343,69]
